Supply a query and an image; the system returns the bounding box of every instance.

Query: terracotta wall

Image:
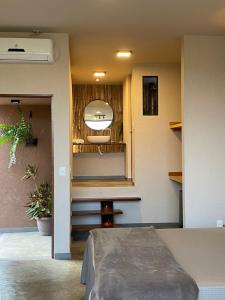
[0,105,52,228]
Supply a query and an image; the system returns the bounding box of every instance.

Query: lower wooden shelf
[72,209,123,217]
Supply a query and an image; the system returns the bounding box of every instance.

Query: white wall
[182,36,225,227]
[123,75,132,178]
[73,153,125,177]
[0,32,72,257]
[72,64,181,224]
[131,64,181,222]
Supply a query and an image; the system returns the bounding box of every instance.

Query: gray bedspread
[81,227,199,300]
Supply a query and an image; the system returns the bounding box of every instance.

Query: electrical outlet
[59,166,66,177]
[216,220,223,228]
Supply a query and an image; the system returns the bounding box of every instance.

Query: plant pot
[36,217,52,236]
[26,138,38,146]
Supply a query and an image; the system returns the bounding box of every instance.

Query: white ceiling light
[93,71,106,77]
[116,50,132,58]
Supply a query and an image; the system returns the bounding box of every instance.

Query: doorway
[0,95,53,259]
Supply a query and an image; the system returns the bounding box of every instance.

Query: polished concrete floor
[0,232,51,260]
[0,233,85,300]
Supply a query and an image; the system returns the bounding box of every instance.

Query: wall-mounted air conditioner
[0,38,54,63]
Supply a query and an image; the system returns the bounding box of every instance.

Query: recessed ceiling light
[93,71,106,77]
[116,50,132,58]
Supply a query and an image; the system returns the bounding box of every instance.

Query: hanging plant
[25,111,38,146]
[0,110,32,168]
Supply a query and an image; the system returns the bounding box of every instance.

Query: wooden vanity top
[73,143,126,153]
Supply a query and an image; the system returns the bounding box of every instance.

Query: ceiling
[0,0,225,83]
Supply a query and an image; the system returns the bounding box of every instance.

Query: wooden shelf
[168,172,182,184]
[72,197,141,203]
[72,209,123,216]
[71,197,141,231]
[169,122,182,130]
[72,178,134,187]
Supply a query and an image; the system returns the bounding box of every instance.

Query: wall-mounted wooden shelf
[72,197,141,203]
[169,122,182,130]
[73,143,126,154]
[72,209,123,216]
[168,172,182,184]
[72,196,141,232]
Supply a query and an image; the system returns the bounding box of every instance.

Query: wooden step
[72,178,134,187]
[72,209,123,216]
[72,197,141,203]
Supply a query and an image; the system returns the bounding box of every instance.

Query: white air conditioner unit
[0,38,54,63]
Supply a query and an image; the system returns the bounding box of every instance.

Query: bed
[81,227,225,300]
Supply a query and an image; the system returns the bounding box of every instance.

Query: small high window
[143,76,158,116]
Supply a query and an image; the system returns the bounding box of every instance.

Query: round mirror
[84,100,113,130]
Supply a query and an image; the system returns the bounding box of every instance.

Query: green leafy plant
[0,110,32,168]
[22,164,52,220]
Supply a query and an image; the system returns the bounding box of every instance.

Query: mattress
[157,228,225,300]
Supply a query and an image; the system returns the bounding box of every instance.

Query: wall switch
[59,166,66,177]
[216,220,223,228]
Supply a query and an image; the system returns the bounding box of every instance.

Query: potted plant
[22,164,52,236]
[0,110,34,167]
